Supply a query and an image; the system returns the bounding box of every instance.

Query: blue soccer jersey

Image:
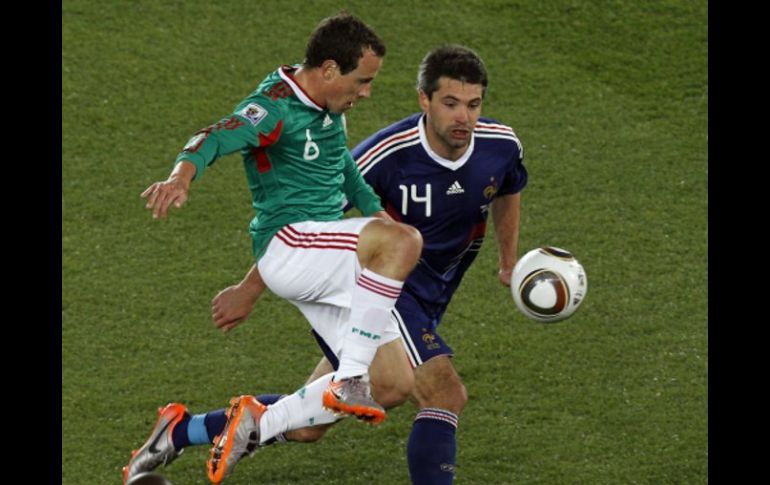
[352,113,527,341]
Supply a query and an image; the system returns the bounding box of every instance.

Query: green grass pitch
[63,1,707,483]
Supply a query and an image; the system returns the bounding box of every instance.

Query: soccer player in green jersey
[126,13,421,484]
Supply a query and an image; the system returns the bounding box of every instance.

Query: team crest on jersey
[422,332,440,350]
[238,103,268,126]
[484,177,499,199]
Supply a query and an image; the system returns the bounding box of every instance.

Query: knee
[419,378,468,415]
[451,380,468,413]
[375,221,423,264]
[391,223,423,263]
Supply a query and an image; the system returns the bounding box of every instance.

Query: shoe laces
[343,376,371,398]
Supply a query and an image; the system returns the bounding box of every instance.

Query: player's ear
[418,90,430,112]
[321,60,339,81]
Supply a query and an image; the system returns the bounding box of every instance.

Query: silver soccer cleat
[123,403,188,484]
[207,395,267,484]
[322,374,385,424]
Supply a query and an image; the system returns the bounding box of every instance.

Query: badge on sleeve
[238,103,268,126]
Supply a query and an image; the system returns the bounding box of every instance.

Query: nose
[455,107,470,125]
[358,84,372,99]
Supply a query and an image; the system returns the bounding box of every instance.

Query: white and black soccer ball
[511,247,587,323]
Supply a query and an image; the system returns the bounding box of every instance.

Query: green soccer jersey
[175,65,383,259]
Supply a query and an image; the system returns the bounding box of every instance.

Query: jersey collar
[279,65,325,112]
[418,114,474,171]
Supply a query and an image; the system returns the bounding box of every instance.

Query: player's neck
[293,67,327,109]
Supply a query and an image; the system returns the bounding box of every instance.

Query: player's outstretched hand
[141,177,190,219]
[141,161,196,219]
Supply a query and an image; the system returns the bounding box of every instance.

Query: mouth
[450,128,470,139]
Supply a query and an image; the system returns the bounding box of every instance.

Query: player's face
[325,49,383,114]
[420,77,484,160]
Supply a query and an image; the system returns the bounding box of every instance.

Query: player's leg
[369,335,415,408]
[122,394,290,483]
[208,344,413,484]
[324,218,422,417]
[393,300,465,485]
[206,297,410,482]
[258,218,419,422]
[280,356,335,442]
[254,333,416,444]
[407,355,466,485]
[207,220,417,482]
[206,302,345,483]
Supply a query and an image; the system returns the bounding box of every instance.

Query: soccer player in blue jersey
[349,45,527,484]
[138,45,526,484]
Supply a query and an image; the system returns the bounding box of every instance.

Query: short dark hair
[417,45,488,99]
[304,13,386,74]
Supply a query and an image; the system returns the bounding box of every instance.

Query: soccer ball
[511,246,587,323]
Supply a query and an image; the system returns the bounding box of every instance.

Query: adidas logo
[446,181,465,195]
[322,114,333,128]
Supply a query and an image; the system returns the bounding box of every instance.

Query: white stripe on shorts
[393,308,421,368]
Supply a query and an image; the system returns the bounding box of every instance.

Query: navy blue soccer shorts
[312,289,453,369]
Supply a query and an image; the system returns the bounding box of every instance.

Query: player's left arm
[491,192,521,287]
[342,150,384,216]
[211,263,266,333]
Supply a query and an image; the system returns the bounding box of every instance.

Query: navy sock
[407,408,459,485]
[171,408,228,450]
[170,394,287,450]
[171,413,191,450]
[254,393,284,405]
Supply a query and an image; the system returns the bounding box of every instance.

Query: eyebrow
[441,95,482,103]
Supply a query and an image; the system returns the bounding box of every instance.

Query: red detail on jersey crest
[263,81,293,101]
[252,120,284,174]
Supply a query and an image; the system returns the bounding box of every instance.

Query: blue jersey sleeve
[496,141,528,197]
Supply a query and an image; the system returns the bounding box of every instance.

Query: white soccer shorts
[257,219,401,357]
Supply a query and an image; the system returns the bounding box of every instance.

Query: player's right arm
[140,160,197,219]
[142,98,283,219]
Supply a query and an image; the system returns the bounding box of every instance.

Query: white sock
[335,269,403,380]
[258,372,340,443]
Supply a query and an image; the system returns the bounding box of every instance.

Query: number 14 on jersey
[399,184,432,217]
